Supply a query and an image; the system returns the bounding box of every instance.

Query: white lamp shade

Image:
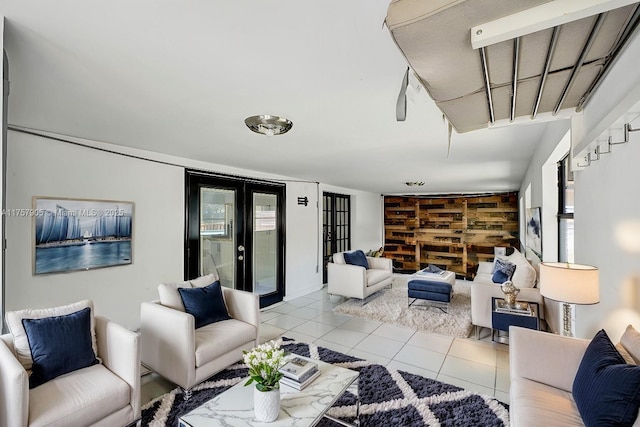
[539,262,599,305]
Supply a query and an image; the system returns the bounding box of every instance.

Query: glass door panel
[253,193,277,296]
[200,188,236,288]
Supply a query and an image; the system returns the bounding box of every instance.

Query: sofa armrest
[0,335,28,427]
[367,256,392,271]
[327,262,366,299]
[95,316,141,419]
[222,288,259,345]
[477,261,494,275]
[140,302,196,388]
[510,326,589,392]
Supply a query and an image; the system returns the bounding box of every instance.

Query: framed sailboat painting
[32,197,134,275]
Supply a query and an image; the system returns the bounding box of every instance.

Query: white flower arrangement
[243,339,286,391]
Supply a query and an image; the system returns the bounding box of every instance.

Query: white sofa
[0,316,140,427]
[470,248,543,336]
[510,326,640,426]
[327,251,392,301]
[140,283,259,397]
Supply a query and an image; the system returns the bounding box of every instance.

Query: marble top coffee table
[178,356,359,427]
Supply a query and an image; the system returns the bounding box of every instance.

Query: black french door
[185,170,285,308]
[322,192,351,283]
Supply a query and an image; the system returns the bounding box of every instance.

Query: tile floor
[141,280,511,406]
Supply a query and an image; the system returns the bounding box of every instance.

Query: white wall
[519,120,571,252]
[573,129,640,340]
[518,120,571,334]
[1,19,5,329]
[5,131,184,329]
[285,181,322,300]
[4,130,383,328]
[283,182,383,300]
[568,28,640,341]
[321,184,383,252]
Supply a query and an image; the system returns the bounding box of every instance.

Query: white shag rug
[333,274,473,338]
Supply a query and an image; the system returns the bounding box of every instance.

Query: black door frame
[185,170,286,308]
[322,192,351,283]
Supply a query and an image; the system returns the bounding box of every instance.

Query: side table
[491,297,539,344]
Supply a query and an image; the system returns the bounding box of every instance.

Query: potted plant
[243,339,286,422]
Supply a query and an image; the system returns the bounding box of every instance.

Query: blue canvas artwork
[33,197,134,275]
[526,207,542,259]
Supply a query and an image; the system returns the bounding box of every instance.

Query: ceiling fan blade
[396,67,409,121]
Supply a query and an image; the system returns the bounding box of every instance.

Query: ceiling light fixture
[244,115,293,136]
[405,181,425,186]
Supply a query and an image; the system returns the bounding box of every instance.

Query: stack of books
[495,300,532,315]
[279,357,320,390]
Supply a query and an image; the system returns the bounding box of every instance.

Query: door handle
[238,245,245,252]
[238,255,244,261]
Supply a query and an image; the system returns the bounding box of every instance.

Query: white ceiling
[2,0,562,194]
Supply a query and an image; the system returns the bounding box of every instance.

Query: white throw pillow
[620,324,640,364]
[190,273,218,288]
[5,299,98,371]
[506,250,537,288]
[158,280,192,311]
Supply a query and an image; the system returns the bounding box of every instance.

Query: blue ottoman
[408,279,453,312]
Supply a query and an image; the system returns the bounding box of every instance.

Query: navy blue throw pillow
[343,250,369,269]
[491,258,516,283]
[178,281,231,329]
[573,329,640,427]
[22,307,98,389]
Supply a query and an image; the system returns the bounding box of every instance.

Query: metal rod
[511,37,520,122]
[532,27,559,119]
[597,143,612,154]
[480,47,495,124]
[577,5,640,112]
[553,13,607,115]
[609,131,628,146]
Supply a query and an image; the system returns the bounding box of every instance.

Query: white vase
[253,386,280,422]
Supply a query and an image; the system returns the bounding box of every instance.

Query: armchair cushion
[344,250,369,269]
[29,364,131,427]
[23,307,98,388]
[5,299,98,371]
[573,329,640,427]
[194,319,257,367]
[179,281,230,328]
[366,269,390,287]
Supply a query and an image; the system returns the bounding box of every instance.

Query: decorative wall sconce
[297,197,308,206]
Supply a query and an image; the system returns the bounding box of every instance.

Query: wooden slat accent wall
[384,192,519,278]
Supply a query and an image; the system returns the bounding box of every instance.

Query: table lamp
[539,262,599,337]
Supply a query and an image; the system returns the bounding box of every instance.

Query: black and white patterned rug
[141,339,509,426]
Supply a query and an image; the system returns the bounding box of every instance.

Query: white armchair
[327,251,393,301]
[140,286,259,398]
[0,316,140,427]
